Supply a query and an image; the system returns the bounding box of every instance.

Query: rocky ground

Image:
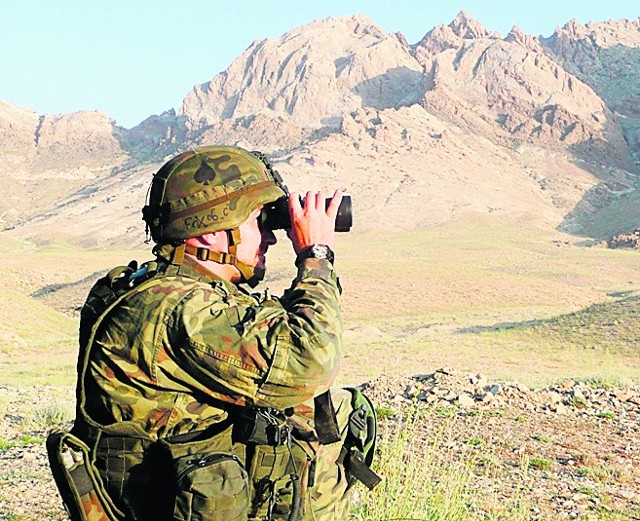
[363,370,640,520]
[0,369,639,520]
[601,229,640,250]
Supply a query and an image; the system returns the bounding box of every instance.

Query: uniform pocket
[173,453,248,521]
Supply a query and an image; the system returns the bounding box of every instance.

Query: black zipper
[176,453,243,486]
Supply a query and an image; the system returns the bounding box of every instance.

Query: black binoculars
[260,195,352,232]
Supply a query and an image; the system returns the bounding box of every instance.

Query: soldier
[65,145,378,521]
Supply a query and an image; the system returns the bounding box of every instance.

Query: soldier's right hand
[287,190,343,254]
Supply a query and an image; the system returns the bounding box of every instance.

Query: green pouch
[46,428,125,521]
[346,388,377,467]
[173,451,249,521]
[343,388,380,491]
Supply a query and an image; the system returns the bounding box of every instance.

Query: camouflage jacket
[77,255,342,440]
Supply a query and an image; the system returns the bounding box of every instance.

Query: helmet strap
[226,229,265,287]
[183,228,264,288]
[171,243,186,265]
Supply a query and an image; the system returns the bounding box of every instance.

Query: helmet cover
[143,145,286,242]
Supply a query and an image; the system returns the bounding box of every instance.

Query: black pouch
[234,408,290,446]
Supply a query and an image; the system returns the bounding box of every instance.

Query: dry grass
[1,214,639,388]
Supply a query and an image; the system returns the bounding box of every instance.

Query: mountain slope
[2,13,640,244]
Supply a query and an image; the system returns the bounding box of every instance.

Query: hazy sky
[2,0,637,128]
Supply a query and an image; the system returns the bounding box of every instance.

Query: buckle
[196,248,211,261]
[219,252,236,264]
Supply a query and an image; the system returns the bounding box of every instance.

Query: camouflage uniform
[68,146,376,521]
[77,253,354,520]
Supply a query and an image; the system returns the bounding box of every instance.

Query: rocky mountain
[2,12,640,245]
[541,18,640,162]
[0,101,129,225]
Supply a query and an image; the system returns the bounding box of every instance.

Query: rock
[22,452,37,462]
[443,391,458,401]
[559,379,576,389]
[618,489,637,500]
[488,384,502,396]
[550,402,568,414]
[457,393,476,407]
[477,392,495,403]
[573,389,586,401]
[548,391,563,404]
[470,373,486,385]
[404,384,419,398]
[613,390,634,402]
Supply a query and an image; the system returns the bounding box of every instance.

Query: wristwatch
[295,244,335,266]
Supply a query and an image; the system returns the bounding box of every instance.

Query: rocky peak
[549,17,640,48]
[560,19,589,39]
[448,10,495,39]
[413,23,461,56]
[415,11,500,59]
[179,14,423,131]
[0,101,39,156]
[32,110,127,172]
[585,17,640,47]
[505,25,544,53]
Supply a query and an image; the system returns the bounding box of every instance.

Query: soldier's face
[237,207,277,270]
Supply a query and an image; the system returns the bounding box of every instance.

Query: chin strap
[183,228,265,288]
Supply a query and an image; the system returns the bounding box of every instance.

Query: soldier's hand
[287,190,343,254]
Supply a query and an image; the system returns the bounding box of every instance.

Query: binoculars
[260,195,352,232]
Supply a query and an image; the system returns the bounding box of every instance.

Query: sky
[2,0,637,129]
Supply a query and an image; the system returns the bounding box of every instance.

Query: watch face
[311,244,329,258]
[296,244,334,266]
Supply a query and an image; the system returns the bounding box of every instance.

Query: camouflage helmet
[142,145,287,243]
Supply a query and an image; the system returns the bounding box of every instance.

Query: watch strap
[295,244,335,267]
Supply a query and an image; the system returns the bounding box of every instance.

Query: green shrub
[0,437,14,451]
[579,375,633,390]
[24,398,74,430]
[528,456,552,471]
[374,406,396,419]
[576,464,633,484]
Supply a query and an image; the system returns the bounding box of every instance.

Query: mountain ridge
[2,12,639,245]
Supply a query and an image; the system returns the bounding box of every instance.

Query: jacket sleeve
[166,258,342,409]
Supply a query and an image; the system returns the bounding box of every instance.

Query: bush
[350,408,474,520]
[24,399,74,430]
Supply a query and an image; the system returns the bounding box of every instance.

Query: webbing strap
[338,448,382,491]
[313,391,341,445]
[182,229,261,288]
[68,465,93,496]
[184,244,236,264]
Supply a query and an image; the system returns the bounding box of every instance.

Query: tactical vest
[47,261,379,521]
